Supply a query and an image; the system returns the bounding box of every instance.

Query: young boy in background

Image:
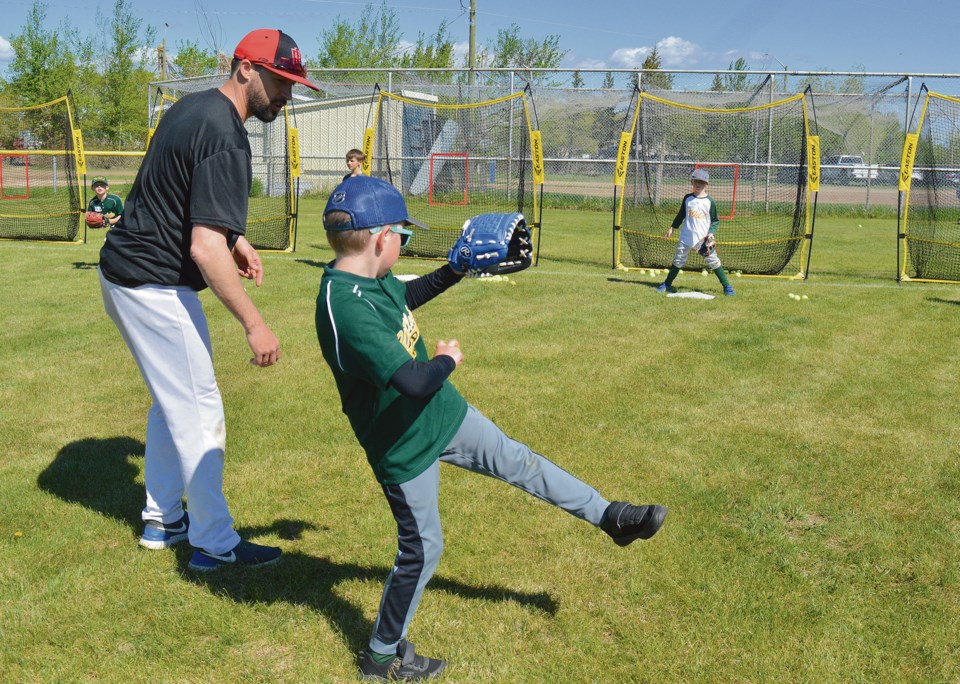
[315,174,668,681]
[343,148,365,180]
[656,167,736,296]
[87,176,124,228]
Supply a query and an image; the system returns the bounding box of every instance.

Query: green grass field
[2,204,958,683]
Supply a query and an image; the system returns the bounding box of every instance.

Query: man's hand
[232,236,263,286]
[436,339,463,366]
[192,225,279,367]
[246,321,281,367]
[664,226,674,238]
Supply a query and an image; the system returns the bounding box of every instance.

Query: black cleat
[358,640,446,681]
[601,501,667,546]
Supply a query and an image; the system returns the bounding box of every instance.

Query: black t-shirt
[100,89,252,290]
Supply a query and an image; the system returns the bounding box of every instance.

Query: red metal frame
[694,163,738,220]
[0,154,30,200]
[429,152,468,206]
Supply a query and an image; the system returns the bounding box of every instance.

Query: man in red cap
[98,30,318,572]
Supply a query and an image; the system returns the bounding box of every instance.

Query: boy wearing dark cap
[99,30,319,572]
[315,174,668,681]
[87,176,123,228]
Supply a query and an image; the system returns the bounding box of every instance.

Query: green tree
[710,73,724,92]
[640,46,674,90]
[477,23,567,85]
[316,1,402,68]
[723,57,751,91]
[172,40,218,78]
[571,70,584,89]
[399,21,454,76]
[602,72,615,89]
[591,105,620,154]
[488,23,566,68]
[97,0,156,148]
[5,1,82,107]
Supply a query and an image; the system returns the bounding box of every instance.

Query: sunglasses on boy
[370,224,413,248]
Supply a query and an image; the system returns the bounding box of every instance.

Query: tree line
[0,0,592,149]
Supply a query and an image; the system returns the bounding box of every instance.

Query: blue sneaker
[187,539,282,572]
[724,285,736,296]
[655,282,675,294]
[139,513,189,549]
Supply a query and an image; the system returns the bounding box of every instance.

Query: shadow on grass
[38,436,145,529]
[608,277,661,290]
[296,258,328,269]
[72,261,99,270]
[38,437,558,655]
[178,549,557,653]
[929,297,960,306]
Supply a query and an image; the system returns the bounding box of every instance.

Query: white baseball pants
[673,241,722,270]
[99,270,240,554]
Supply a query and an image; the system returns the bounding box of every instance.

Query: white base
[667,291,715,300]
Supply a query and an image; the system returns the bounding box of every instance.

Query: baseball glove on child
[447,212,532,276]
[697,234,716,257]
[85,211,107,228]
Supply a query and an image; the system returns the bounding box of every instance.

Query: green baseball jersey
[88,194,124,221]
[315,264,468,485]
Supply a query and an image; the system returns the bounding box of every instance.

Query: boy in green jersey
[87,176,124,228]
[315,174,668,681]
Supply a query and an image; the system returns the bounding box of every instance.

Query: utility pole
[468,0,476,86]
[158,40,168,80]
[158,23,169,81]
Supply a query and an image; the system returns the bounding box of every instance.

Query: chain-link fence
[150,68,960,216]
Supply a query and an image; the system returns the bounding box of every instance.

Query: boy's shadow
[38,437,557,653]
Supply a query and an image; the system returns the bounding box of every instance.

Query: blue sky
[0,0,957,76]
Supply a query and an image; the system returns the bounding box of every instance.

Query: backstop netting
[146,86,299,252]
[365,85,544,260]
[0,96,83,242]
[898,87,960,283]
[614,87,817,278]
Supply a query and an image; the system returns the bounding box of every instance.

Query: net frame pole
[898,87,960,283]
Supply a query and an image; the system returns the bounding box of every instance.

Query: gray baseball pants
[368,403,610,655]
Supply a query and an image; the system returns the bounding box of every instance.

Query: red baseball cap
[233,29,320,92]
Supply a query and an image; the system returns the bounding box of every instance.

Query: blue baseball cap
[323,175,429,231]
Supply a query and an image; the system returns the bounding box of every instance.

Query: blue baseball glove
[448,212,532,276]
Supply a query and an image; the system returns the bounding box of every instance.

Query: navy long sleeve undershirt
[388,264,464,397]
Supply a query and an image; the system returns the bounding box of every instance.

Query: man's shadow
[38,438,557,653]
[929,297,960,307]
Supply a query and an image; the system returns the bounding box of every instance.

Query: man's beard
[248,87,284,123]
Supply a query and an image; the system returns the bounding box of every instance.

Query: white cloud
[0,36,14,62]
[656,36,699,67]
[452,41,469,67]
[605,37,702,70]
[609,47,652,69]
